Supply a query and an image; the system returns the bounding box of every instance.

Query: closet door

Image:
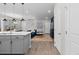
[67,4,79,54]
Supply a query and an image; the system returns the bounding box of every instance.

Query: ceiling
[0,3,55,20]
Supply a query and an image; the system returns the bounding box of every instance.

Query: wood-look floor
[28,34,60,55]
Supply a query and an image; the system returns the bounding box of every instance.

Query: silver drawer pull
[0,41,1,44]
[24,36,26,37]
[16,37,19,39]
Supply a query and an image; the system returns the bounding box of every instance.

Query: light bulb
[48,10,51,13]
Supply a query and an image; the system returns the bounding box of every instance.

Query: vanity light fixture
[20,3,25,21]
[12,3,16,22]
[21,18,25,21]
[12,18,16,21]
[3,18,7,21]
[3,3,7,21]
[13,3,15,5]
[3,3,6,5]
[21,3,24,5]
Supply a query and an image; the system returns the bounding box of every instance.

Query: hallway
[28,34,60,55]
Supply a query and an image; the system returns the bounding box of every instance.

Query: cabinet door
[28,34,31,48]
[0,36,11,54]
[12,36,24,54]
[23,35,29,54]
[23,34,31,54]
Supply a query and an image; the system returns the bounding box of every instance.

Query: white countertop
[0,32,31,35]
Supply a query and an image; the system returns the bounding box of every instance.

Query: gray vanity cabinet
[11,35,24,54]
[0,35,11,54]
[0,33,31,54]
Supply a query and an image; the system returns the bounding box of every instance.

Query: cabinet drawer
[11,35,24,40]
[0,36,10,40]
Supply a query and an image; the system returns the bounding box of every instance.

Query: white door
[66,4,79,54]
[44,21,50,34]
[12,36,24,54]
[0,36,11,54]
[54,4,63,54]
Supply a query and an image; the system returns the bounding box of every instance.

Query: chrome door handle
[58,33,61,35]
